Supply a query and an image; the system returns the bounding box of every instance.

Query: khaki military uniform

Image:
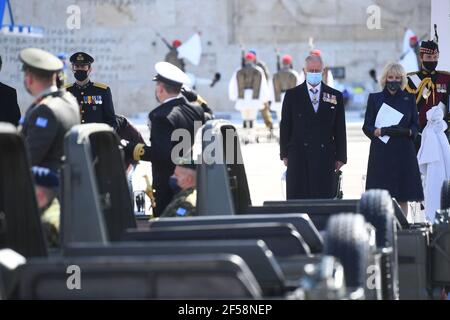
[161,188,197,218]
[165,49,185,72]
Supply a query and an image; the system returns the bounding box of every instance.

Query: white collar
[307,82,322,93]
[163,95,182,104]
[36,85,58,99]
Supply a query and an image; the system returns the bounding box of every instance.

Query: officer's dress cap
[70,52,94,64]
[153,61,191,86]
[32,166,59,188]
[19,48,63,72]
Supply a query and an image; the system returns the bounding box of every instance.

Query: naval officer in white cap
[19,48,80,173]
[125,62,206,216]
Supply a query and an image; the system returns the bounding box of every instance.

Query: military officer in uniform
[161,159,197,218]
[19,48,80,173]
[406,40,450,140]
[249,49,274,134]
[271,54,301,122]
[65,52,117,130]
[125,62,205,217]
[229,52,270,143]
[280,54,347,199]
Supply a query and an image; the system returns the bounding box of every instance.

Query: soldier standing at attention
[271,54,301,122]
[164,39,186,72]
[65,52,117,130]
[249,49,274,134]
[19,48,80,173]
[406,40,450,140]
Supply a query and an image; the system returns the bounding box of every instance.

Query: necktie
[310,88,319,111]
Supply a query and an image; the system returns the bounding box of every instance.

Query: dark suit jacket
[139,97,205,217]
[0,82,21,126]
[280,81,347,199]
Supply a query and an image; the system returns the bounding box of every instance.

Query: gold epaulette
[407,71,419,77]
[133,143,146,161]
[93,82,109,90]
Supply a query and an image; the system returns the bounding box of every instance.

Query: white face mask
[306,72,322,86]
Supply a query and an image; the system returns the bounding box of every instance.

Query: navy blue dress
[363,89,424,202]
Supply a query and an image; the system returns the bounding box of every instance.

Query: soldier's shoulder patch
[93,82,109,90]
[175,207,188,217]
[35,117,48,128]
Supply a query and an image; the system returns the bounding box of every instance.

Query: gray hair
[305,55,324,69]
[380,62,407,90]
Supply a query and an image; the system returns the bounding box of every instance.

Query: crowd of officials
[0,37,449,249]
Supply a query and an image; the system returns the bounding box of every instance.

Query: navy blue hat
[32,167,59,188]
[70,52,94,65]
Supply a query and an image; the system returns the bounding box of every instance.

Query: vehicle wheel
[441,180,450,210]
[359,189,399,300]
[325,214,370,290]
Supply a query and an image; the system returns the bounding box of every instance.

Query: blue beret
[32,166,59,188]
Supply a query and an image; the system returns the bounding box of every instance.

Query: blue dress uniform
[126,62,206,217]
[363,89,424,202]
[280,81,347,199]
[65,52,117,130]
[66,81,117,129]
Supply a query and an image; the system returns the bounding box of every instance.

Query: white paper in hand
[375,103,404,144]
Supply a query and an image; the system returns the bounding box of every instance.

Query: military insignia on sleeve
[323,93,337,105]
[35,117,48,128]
[176,207,187,217]
[437,84,447,94]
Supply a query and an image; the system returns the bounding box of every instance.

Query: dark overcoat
[363,89,424,202]
[280,82,347,199]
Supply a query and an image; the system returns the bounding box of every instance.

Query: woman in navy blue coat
[363,62,424,215]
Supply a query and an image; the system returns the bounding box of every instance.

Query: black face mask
[386,81,402,92]
[74,70,88,82]
[423,61,438,72]
[169,176,181,194]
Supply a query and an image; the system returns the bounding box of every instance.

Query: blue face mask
[169,176,181,194]
[306,72,322,86]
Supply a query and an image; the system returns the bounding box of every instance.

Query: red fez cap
[310,49,322,57]
[410,36,418,42]
[172,40,182,48]
[245,52,256,61]
[282,54,293,65]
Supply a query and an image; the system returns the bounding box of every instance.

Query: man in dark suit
[280,54,347,199]
[0,55,21,125]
